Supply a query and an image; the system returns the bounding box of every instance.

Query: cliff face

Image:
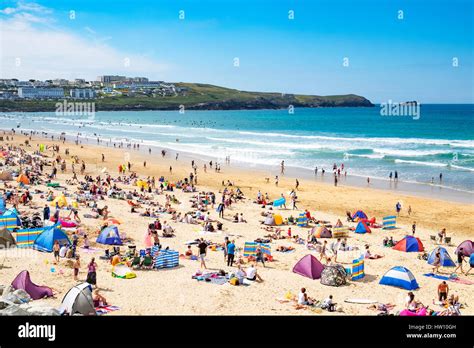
[0,83,373,112]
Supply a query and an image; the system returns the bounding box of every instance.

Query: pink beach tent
[11,270,53,300]
[292,254,325,279]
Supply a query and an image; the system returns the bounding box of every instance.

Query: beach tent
[427,247,455,267]
[456,240,473,257]
[112,263,136,279]
[60,283,96,316]
[0,228,16,247]
[16,174,30,185]
[312,226,332,238]
[393,235,424,252]
[0,171,13,181]
[273,197,286,208]
[352,210,367,220]
[0,209,22,230]
[320,265,347,287]
[51,194,68,208]
[379,266,419,290]
[39,144,45,152]
[33,224,71,252]
[297,213,308,227]
[96,225,122,245]
[11,270,53,300]
[151,247,180,269]
[334,219,343,228]
[12,227,44,248]
[382,215,397,230]
[354,221,371,234]
[292,254,324,280]
[263,215,275,226]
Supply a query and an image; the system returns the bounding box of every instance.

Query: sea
[1,104,473,203]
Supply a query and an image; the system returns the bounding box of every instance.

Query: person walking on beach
[169,166,172,174]
[143,161,146,168]
[197,238,208,269]
[396,202,402,216]
[408,205,412,216]
[295,179,299,190]
[439,173,443,182]
[454,248,465,274]
[53,240,60,263]
[291,195,298,210]
[315,167,318,176]
[280,161,285,174]
[438,281,449,302]
[217,202,225,218]
[101,154,105,162]
[223,236,229,262]
[176,153,179,161]
[334,174,338,187]
[412,221,416,235]
[227,240,236,267]
[275,175,279,187]
[87,257,98,288]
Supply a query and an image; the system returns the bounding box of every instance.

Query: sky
[0,0,473,103]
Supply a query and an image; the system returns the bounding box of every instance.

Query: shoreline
[13,126,473,205]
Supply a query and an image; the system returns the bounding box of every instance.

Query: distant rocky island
[0,82,373,112]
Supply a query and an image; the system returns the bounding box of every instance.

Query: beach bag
[229,278,239,286]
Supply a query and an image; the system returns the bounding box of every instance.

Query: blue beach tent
[96,225,122,245]
[427,247,456,267]
[379,266,419,290]
[33,224,71,252]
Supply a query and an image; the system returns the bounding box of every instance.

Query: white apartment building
[70,88,96,99]
[18,87,64,99]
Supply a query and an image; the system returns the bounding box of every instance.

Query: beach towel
[95,305,120,315]
[277,249,295,253]
[423,273,451,281]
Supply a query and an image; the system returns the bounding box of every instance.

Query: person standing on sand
[43,204,50,221]
[86,257,98,288]
[408,205,412,216]
[73,255,80,281]
[367,177,370,185]
[102,154,105,162]
[412,222,416,235]
[295,179,299,190]
[439,173,443,182]
[432,251,441,273]
[396,202,402,216]
[275,175,279,187]
[227,240,236,267]
[143,161,146,168]
[197,239,208,269]
[53,240,60,263]
[334,174,338,187]
[280,161,285,174]
[169,166,172,174]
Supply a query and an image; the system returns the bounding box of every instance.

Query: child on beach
[73,255,80,281]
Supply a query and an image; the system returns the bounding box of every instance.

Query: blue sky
[1,0,472,103]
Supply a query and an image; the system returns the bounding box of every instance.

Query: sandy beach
[1,131,473,316]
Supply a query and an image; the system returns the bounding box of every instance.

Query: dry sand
[1,133,472,315]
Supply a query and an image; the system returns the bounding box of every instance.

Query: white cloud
[0,2,169,80]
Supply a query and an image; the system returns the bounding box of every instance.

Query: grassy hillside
[0,83,373,112]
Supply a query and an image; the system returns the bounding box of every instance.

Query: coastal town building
[17,87,64,99]
[70,88,96,99]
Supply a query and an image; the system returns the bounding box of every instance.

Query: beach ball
[50,267,56,273]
